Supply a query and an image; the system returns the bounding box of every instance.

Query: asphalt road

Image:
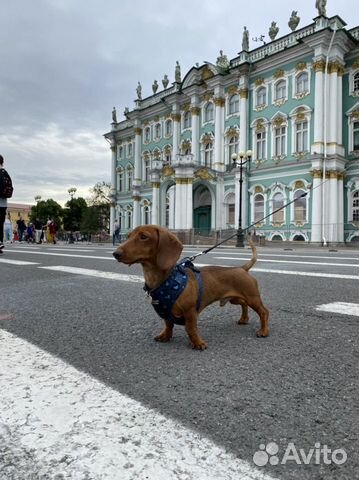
[0,241,358,480]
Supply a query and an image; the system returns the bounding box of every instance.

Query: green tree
[30,199,63,227]
[63,197,87,231]
[86,181,111,232]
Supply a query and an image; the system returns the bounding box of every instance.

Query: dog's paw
[154,333,172,342]
[256,328,269,337]
[191,340,208,350]
[238,316,249,325]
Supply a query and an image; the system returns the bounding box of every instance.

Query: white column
[337,72,343,146]
[110,143,117,235]
[151,182,160,225]
[311,170,322,243]
[214,96,225,171]
[328,65,338,146]
[338,172,344,243]
[312,60,325,153]
[132,125,142,228]
[168,186,175,229]
[172,111,181,160]
[328,171,338,243]
[239,87,248,153]
[215,175,224,230]
[191,103,200,164]
[175,179,193,229]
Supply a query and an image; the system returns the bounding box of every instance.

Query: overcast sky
[0,0,357,206]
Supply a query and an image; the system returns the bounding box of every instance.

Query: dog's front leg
[184,310,207,350]
[154,320,173,342]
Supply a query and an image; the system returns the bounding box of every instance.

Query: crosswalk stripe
[39,265,144,282]
[215,257,359,268]
[0,329,276,480]
[316,302,359,316]
[0,258,39,266]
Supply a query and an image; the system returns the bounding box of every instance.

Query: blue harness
[143,258,203,326]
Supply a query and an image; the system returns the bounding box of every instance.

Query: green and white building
[105,6,359,244]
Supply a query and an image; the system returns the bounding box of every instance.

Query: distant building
[105,6,359,244]
[7,203,33,231]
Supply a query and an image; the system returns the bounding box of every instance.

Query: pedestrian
[26,223,34,243]
[34,217,42,244]
[49,220,57,244]
[113,219,120,246]
[16,216,26,242]
[0,154,13,254]
[4,213,13,242]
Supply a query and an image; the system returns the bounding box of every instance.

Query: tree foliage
[30,199,63,227]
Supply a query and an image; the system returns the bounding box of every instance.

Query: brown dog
[113,225,269,350]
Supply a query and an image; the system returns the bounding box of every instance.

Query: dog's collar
[143,258,203,326]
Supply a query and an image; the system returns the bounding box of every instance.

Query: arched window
[256,129,266,160]
[143,204,150,224]
[353,191,359,221]
[183,111,191,129]
[256,87,266,107]
[144,159,150,183]
[295,120,308,153]
[144,127,151,143]
[204,143,213,167]
[296,72,309,95]
[294,189,306,222]
[127,167,133,191]
[274,124,287,156]
[228,136,238,161]
[204,102,214,122]
[154,123,161,139]
[354,72,359,93]
[272,192,284,223]
[254,194,264,223]
[128,143,133,157]
[118,169,124,192]
[228,94,239,114]
[126,209,132,230]
[118,146,123,159]
[275,80,286,101]
[165,119,172,136]
[353,121,359,151]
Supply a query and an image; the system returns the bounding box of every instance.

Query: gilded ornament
[214,97,225,107]
[239,88,248,99]
[134,127,142,135]
[171,113,181,122]
[152,182,161,189]
[182,103,191,112]
[294,180,304,189]
[254,186,263,193]
[255,78,265,86]
[202,67,214,81]
[310,169,322,179]
[190,106,200,116]
[273,116,285,127]
[225,127,238,138]
[202,91,214,102]
[296,62,307,71]
[273,69,285,79]
[227,85,238,95]
[195,168,214,181]
[313,60,325,72]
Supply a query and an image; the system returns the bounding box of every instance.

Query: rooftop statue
[162,74,169,89]
[216,49,230,70]
[242,26,249,51]
[152,80,159,94]
[112,106,117,123]
[315,0,327,16]
[288,11,300,31]
[175,61,181,83]
[136,81,142,100]
[268,21,279,41]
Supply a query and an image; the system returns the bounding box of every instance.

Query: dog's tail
[241,239,257,271]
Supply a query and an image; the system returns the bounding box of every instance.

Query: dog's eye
[139,234,147,240]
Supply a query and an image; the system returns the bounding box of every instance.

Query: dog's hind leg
[247,297,269,337]
[228,297,250,325]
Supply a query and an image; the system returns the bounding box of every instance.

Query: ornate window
[165,119,172,136]
[118,169,124,192]
[127,166,133,191]
[183,111,192,129]
[295,72,309,95]
[204,102,214,123]
[254,194,264,223]
[118,146,123,159]
[274,125,287,157]
[272,192,284,223]
[354,121,359,151]
[228,136,239,161]
[293,189,307,223]
[228,94,239,115]
[143,202,151,224]
[353,191,359,221]
[353,72,359,95]
[128,142,133,157]
[204,143,213,167]
[144,158,150,183]
[126,208,132,230]
[144,127,151,143]
[256,87,266,107]
[274,80,286,102]
[295,120,308,153]
[256,130,266,161]
[154,123,161,139]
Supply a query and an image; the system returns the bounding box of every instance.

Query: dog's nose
[113,251,121,261]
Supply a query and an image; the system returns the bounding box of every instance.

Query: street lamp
[68,187,77,200]
[231,150,252,247]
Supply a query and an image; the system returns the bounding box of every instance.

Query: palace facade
[105,7,359,244]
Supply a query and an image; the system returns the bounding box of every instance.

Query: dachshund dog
[113,225,269,350]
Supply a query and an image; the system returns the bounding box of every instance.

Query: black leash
[189,192,308,261]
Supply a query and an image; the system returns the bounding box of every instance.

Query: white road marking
[0,258,39,266]
[214,256,359,268]
[8,249,112,260]
[39,265,144,282]
[0,329,276,480]
[196,264,359,280]
[47,248,95,252]
[316,302,359,316]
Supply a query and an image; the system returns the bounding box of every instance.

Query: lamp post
[231,150,252,247]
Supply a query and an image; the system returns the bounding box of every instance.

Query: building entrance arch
[193,185,212,235]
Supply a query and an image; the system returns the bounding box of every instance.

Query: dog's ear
[156,227,183,270]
